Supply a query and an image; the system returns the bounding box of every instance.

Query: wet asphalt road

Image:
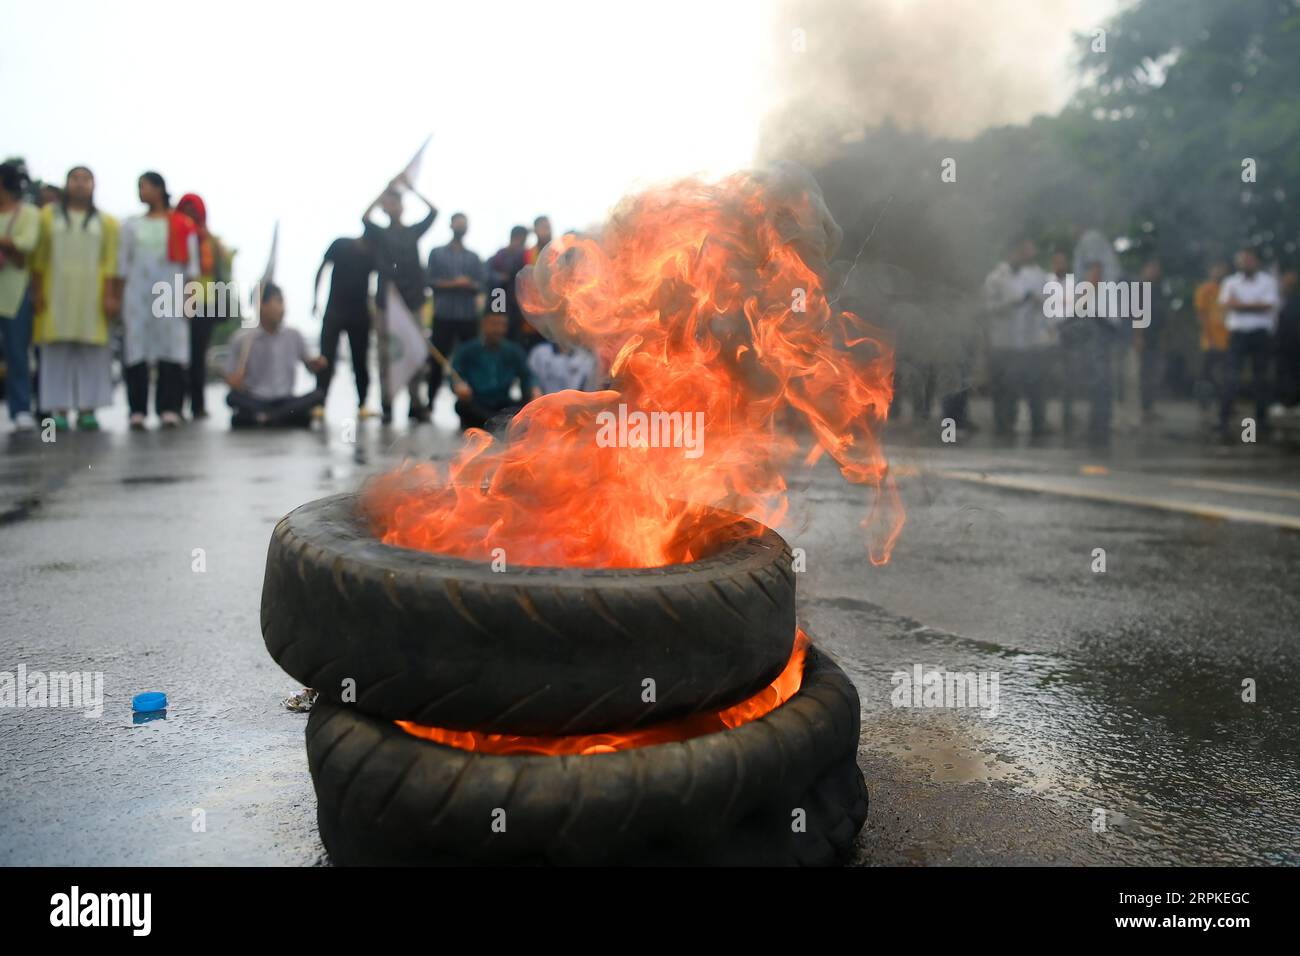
[1,386,1298,865]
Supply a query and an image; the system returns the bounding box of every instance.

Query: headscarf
[174,193,215,276]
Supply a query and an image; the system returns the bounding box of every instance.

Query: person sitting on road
[224,284,328,428]
[450,310,539,431]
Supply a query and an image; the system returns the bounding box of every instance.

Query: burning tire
[306,646,866,866]
[262,493,796,735]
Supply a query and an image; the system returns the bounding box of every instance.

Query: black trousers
[125,361,186,417]
[428,319,479,405]
[318,311,371,407]
[1220,329,1273,428]
[1139,337,1162,413]
[1061,325,1114,439]
[455,397,520,432]
[227,388,325,428]
[188,315,217,416]
[1276,340,1300,407]
[989,348,1049,436]
[1198,350,1227,410]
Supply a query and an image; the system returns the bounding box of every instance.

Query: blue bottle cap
[132,692,168,713]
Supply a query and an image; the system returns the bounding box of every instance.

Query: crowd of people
[0,160,238,432]
[3,158,1297,445]
[902,231,1299,444]
[309,176,599,432]
[0,160,601,436]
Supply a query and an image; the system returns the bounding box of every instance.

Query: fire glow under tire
[306,646,866,866]
[262,493,796,735]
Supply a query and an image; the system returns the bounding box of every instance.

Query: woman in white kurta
[32,167,120,429]
[117,172,198,428]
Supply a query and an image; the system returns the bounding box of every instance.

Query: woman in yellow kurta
[31,167,120,430]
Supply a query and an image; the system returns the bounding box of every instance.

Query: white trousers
[38,342,113,411]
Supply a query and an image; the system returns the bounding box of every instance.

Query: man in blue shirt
[426,212,484,406]
[450,311,540,431]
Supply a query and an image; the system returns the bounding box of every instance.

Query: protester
[1218,247,1279,436]
[1274,270,1300,409]
[0,161,40,432]
[426,212,484,404]
[517,216,553,351]
[175,193,229,420]
[29,167,119,430]
[364,175,437,424]
[527,339,599,395]
[983,238,1051,437]
[524,215,551,265]
[1193,260,1230,411]
[487,225,530,345]
[1137,258,1166,422]
[450,311,539,431]
[1076,260,1118,442]
[224,284,327,428]
[117,172,199,429]
[313,235,376,416]
[1055,250,1086,435]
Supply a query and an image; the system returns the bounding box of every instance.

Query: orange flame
[364,168,903,568]
[397,631,810,755]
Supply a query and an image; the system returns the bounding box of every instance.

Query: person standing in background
[1274,271,1300,410]
[982,238,1051,438]
[1218,247,1279,437]
[426,212,484,407]
[1054,249,1087,436]
[524,215,551,266]
[29,167,119,431]
[1137,258,1166,423]
[364,174,437,424]
[175,193,229,420]
[0,161,41,432]
[487,225,530,346]
[1193,260,1230,413]
[117,171,199,429]
[521,215,552,346]
[1081,260,1118,442]
[313,234,376,417]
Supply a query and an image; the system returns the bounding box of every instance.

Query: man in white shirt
[983,238,1051,436]
[1218,247,1279,433]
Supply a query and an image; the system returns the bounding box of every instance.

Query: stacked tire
[262,493,867,865]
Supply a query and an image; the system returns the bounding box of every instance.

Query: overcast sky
[3,0,1113,334]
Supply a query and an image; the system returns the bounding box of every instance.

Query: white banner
[383,285,427,402]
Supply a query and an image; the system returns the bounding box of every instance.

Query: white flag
[383,285,428,402]
[261,220,279,286]
[245,219,280,327]
[402,135,432,187]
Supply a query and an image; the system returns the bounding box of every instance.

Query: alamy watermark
[890,664,1000,717]
[50,886,151,936]
[151,273,261,327]
[595,403,705,459]
[1042,274,1151,329]
[1,665,104,718]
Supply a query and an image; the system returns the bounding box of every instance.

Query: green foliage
[815,0,1300,290]
[1069,0,1300,272]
